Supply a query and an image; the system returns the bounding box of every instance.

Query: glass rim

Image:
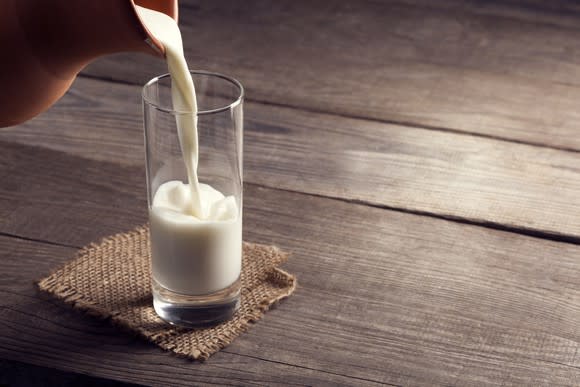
[142,70,244,115]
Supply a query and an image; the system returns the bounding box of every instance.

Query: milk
[137,6,241,295]
[136,6,202,216]
[150,181,241,295]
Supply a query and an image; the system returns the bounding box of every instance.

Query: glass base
[152,278,241,327]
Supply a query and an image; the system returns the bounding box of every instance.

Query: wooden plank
[0,360,142,387]
[242,103,580,242]
[2,144,580,385]
[0,239,379,386]
[0,78,143,165]
[77,0,580,150]
[2,79,579,241]
[0,140,148,247]
[395,0,580,30]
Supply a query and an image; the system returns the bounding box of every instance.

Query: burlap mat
[37,225,296,360]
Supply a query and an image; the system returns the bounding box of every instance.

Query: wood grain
[395,0,580,29]
[0,360,143,387]
[243,103,580,242]
[2,1,580,384]
[2,78,579,241]
[0,237,375,386]
[2,142,580,385]
[79,0,580,150]
[0,79,143,165]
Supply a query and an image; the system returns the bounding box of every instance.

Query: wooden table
[2,1,580,385]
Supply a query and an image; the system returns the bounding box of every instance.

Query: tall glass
[143,71,243,327]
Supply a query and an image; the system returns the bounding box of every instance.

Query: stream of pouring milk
[137,6,241,295]
[137,6,202,217]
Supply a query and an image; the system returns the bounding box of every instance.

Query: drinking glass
[143,70,243,326]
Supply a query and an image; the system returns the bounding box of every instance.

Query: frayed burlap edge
[156,268,297,359]
[37,225,297,360]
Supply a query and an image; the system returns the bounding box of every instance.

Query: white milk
[150,181,241,295]
[137,6,241,295]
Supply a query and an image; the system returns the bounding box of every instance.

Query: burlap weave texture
[38,225,296,360]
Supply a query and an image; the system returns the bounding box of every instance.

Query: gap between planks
[0,270,387,386]
[219,350,401,387]
[0,231,77,249]
[76,73,580,155]
[0,169,577,259]
[254,184,580,246]
[79,0,580,151]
